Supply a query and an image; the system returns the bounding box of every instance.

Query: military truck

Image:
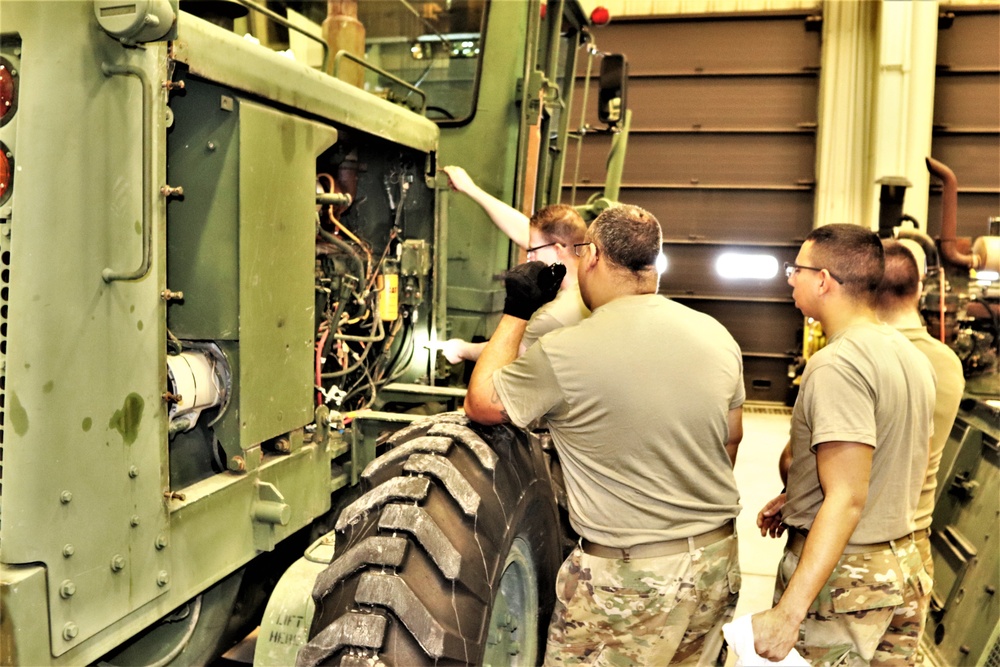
[0,1,628,664]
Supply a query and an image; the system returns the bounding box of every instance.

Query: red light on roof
[540,3,547,19]
[590,6,611,25]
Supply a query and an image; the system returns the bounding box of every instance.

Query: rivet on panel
[111,554,126,572]
[130,515,141,527]
[157,571,170,587]
[59,580,76,599]
[229,456,246,473]
[62,544,75,558]
[62,623,79,641]
[155,534,168,550]
[128,465,139,478]
[60,490,73,504]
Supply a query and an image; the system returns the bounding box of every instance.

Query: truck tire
[298,413,562,666]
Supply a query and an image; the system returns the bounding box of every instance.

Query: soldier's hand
[752,607,800,662]
[442,166,474,194]
[757,493,787,538]
[503,261,566,321]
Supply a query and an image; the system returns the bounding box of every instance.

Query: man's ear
[817,270,835,295]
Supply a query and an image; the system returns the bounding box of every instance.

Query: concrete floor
[725,405,793,665]
[731,405,791,619]
[220,406,793,665]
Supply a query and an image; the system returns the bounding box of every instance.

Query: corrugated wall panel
[930,7,1000,238]
[567,13,820,403]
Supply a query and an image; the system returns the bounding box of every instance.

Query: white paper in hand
[722,614,809,666]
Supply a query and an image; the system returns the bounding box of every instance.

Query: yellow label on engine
[378,273,399,321]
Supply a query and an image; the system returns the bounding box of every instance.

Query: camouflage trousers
[774,535,932,666]
[543,533,740,666]
[914,532,933,632]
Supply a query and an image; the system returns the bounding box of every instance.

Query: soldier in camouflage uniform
[754,225,935,665]
[466,205,745,665]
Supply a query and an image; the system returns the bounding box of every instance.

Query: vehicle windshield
[360,0,486,124]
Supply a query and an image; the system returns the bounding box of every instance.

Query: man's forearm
[463,316,527,424]
[775,441,870,621]
[464,188,530,249]
[775,493,862,621]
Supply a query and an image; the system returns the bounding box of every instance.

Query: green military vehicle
[0,1,627,664]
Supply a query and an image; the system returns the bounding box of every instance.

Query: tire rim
[483,536,540,666]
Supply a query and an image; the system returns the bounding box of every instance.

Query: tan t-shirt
[521,283,589,352]
[783,321,935,544]
[494,294,744,546]
[899,327,964,530]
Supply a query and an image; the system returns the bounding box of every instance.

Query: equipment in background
[875,159,999,397]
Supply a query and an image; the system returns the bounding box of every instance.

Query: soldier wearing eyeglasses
[753,224,935,665]
[465,204,745,665]
[440,166,589,363]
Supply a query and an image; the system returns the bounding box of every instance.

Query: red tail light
[0,144,11,205]
[0,58,16,126]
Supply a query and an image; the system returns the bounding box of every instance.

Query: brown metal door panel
[564,132,816,187]
[927,192,1000,238]
[930,134,1000,190]
[572,74,819,131]
[931,7,999,243]
[568,187,813,244]
[659,243,798,301]
[580,15,820,76]
[564,12,820,405]
[933,74,1000,130]
[741,355,796,404]
[673,298,802,357]
[937,8,1000,70]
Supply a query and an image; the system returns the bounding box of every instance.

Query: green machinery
[0,1,626,664]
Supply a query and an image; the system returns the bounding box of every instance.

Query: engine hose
[939,268,946,343]
[146,596,202,667]
[896,228,940,269]
[317,218,364,281]
[322,322,380,379]
[334,314,385,343]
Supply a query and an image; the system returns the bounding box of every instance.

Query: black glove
[503,261,566,320]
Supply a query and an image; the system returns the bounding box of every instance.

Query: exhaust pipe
[926,156,981,270]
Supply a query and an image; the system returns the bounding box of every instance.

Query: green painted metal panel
[438,1,531,342]
[166,79,241,339]
[172,11,437,155]
[0,565,51,666]
[237,101,337,447]
[0,2,172,656]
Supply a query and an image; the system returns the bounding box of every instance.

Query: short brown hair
[530,204,587,245]
[590,205,662,273]
[877,240,921,304]
[805,224,884,305]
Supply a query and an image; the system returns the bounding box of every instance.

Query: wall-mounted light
[656,252,668,275]
[715,252,779,280]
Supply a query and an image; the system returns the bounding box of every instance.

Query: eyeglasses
[784,261,844,284]
[573,242,593,257]
[526,242,559,255]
